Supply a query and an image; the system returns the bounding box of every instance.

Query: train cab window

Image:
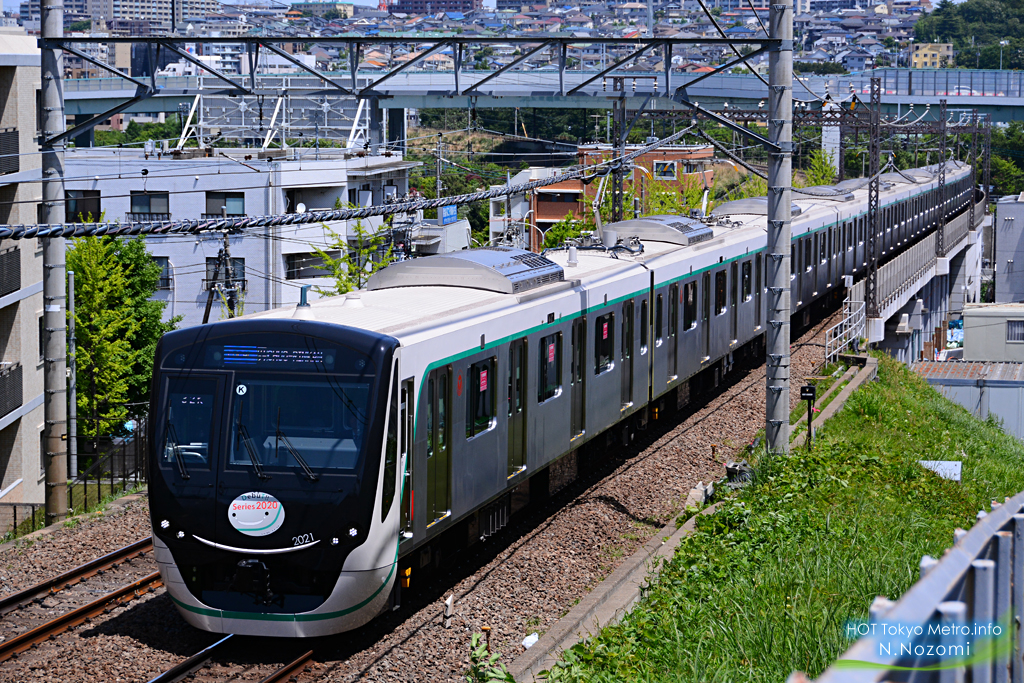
[538,332,562,402]
[640,300,649,353]
[714,271,727,315]
[655,294,664,345]
[595,313,615,374]
[160,376,218,472]
[741,262,752,302]
[466,357,497,439]
[683,282,697,330]
[381,371,398,522]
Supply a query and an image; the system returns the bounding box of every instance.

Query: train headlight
[161,520,170,529]
[177,531,185,539]
[332,537,339,545]
[348,527,358,537]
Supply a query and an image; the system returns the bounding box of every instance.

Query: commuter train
[149,161,976,637]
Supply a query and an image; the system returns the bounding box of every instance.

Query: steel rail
[0,537,153,617]
[147,635,235,683]
[259,650,316,683]
[0,571,163,662]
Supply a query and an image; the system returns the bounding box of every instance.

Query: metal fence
[825,299,866,366]
[0,418,148,540]
[807,490,1024,683]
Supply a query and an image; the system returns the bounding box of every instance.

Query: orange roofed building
[488,143,715,251]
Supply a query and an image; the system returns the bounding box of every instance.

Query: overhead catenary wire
[0,124,699,240]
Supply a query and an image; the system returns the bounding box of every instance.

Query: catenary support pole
[765,0,793,455]
[68,271,76,478]
[41,0,68,524]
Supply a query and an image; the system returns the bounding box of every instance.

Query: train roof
[241,161,972,340]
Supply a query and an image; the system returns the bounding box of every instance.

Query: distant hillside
[915,0,1024,69]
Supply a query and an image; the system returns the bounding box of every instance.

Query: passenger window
[655,294,663,344]
[715,271,727,315]
[791,244,797,276]
[381,371,398,522]
[426,378,434,457]
[683,282,697,330]
[466,357,496,438]
[741,261,752,301]
[438,374,447,450]
[538,332,562,402]
[640,300,648,352]
[594,313,614,374]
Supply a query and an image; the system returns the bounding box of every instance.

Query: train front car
[148,319,402,637]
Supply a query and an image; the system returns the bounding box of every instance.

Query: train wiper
[237,406,271,481]
[165,422,190,481]
[276,408,319,482]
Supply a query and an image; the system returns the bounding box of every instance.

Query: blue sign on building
[440,205,458,225]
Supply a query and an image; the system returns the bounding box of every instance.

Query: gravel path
[0,314,834,683]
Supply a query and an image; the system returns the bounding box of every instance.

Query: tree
[803,148,837,187]
[66,238,140,449]
[543,214,584,249]
[312,219,394,295]
[67,235,178,453]
[69,19,91,31]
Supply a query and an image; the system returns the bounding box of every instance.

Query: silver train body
[150,162,974,636]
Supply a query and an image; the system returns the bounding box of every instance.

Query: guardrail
[825,300,866,366]
[801,491,1024,683]
[0,246,20,299]
[0,128,18,176]
[0,362,22,420]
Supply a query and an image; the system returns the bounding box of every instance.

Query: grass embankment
[544,354,1024,682]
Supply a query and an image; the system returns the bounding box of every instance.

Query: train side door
[426,366,451,525]
[400,378,414,539]
[668,284,679,378]
[507,338,527,477]
[730,262,738,342]
[570,317,586,439]
[621,299,634,408]
[701,272,711,360]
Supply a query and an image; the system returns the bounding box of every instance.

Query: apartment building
[62,147,423,327]
[912,43,953,68]
[0,31,44,507]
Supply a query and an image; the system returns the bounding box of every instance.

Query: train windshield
[158,332,378,476]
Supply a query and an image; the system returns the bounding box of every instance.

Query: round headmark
[228,491,285,537]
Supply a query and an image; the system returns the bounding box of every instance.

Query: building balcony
[0,362,23,420]
[0,128,18,176]
[125,213,171,222]
[0,247,20,300]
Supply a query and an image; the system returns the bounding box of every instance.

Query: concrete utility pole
[68,271,76,478]
[765,0,793,455]
[41,0,68,523]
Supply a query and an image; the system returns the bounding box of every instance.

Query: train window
[655,294,664,344]
[381,371,398,523]
[742,261,752,301]
[595,313,615,374]
[160,376,217,472]
[640,300,649,353]
[538,332,562,402]
[715,271,727,315]
[438,374,448,451]
[466,357,496,439]
[820,233,827,263]
[426,379,434,458]
[803,237,812,272]
[668,285,679,339]
[683,282,697,330]
[791,244,796,277]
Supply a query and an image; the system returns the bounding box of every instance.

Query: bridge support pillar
[387,106,406,154]
[368,97,383,155]
[73,115,94,148]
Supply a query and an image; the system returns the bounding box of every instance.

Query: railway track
[0,571,163,662]
[148,635,316,683]
[0,536,153,617]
